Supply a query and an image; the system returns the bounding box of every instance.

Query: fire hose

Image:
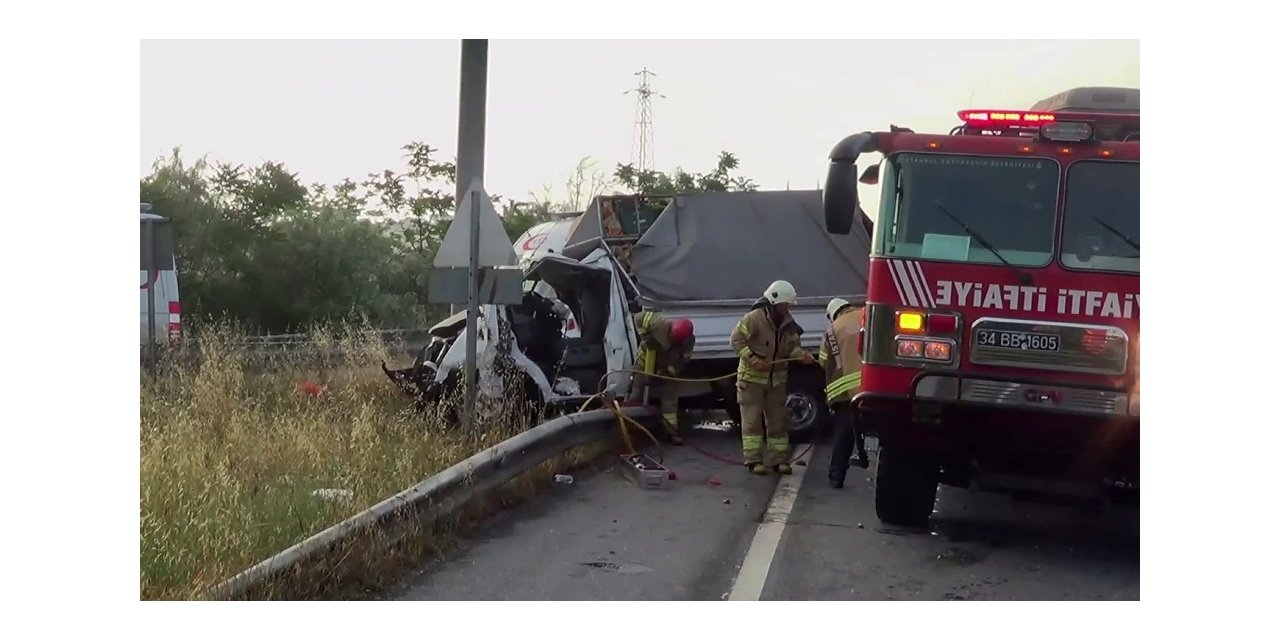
[574,358,819,467]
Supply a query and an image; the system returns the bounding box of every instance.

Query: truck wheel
[874,444,940,527]
[786,368,827,444]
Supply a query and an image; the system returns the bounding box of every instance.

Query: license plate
[975,329,1060,352]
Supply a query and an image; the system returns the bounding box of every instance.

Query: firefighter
[731,280,815,475]
[627,310,696,444]
[820,297,868,489]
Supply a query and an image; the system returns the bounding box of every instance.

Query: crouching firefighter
[731,280,815,475]
[821,297,868,489]
[627,310,696,444]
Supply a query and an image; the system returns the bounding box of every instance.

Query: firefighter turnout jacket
[634,311,694,375]
[819,306,864,404]
[731,300,805,387]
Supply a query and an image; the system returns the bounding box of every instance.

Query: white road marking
[727,445,813,601]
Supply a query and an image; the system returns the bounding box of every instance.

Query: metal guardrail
[226,329,433,363]
[220,329,435,355]
[144,328,438,371]
[232,328,434,346]
[202,405,657,600]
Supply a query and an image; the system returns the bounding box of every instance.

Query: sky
[140,39,1139,213]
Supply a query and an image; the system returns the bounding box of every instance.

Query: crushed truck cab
[822,87,1140,526]
[383,248,636,420]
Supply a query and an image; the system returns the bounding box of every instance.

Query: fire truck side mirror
[823,160,858,235]
[859,164,880,186]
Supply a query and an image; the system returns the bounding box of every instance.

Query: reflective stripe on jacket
[822,306,863,403]
[730,301,804,387]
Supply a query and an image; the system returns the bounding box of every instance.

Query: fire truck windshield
[875,153,1059,267]
[1060,160,1139,273]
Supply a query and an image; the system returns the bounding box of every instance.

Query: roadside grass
[139,323,563,600]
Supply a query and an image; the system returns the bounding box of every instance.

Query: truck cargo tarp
[629,190,872,302]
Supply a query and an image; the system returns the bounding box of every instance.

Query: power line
[624,67,664,172]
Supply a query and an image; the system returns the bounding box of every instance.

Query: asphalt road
[761,445,1140,600]
[386,422,1139,601]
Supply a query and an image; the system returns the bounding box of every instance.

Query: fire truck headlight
[923,341,952,361]
[896,339,924,358]
[1128,392,1140,417]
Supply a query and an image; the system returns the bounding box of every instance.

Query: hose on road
[574,359,819,468]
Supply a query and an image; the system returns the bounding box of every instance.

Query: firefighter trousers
[627,373,681,437]
[737,379,790,466]
[827,400,867,483]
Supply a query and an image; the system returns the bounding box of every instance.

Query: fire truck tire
[874,445,940,527]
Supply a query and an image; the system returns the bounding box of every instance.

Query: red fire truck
[821,87,1139,526]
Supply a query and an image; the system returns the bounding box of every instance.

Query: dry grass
[139,323,572,600]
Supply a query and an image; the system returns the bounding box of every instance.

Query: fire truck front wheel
[875,444,941,527]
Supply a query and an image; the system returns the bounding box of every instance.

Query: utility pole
[624,67,664,173]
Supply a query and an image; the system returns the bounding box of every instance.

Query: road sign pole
[464,190,480,432]
[453,38,488,316]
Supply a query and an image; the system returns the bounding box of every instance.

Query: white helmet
[826,298,852,322]
[764,280,797,305]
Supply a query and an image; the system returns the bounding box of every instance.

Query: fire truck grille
[960,379,1129,416]
[969,318,1129,376]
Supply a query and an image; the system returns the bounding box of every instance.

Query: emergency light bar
[957,108,1139,143]
[958,110,1057,126]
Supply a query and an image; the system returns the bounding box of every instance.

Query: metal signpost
[465,188,481,429]
[429,183,522,431]
[451,38,488,317]
[428,39,521,431]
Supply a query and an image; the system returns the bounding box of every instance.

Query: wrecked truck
[384,190,873,443]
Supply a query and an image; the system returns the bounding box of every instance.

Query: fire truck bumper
[850,371,1139,419]
[850,371,1139,493]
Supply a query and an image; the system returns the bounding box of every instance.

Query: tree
[141,149,421,333]
[502,156,613,240]
[140,150,311,330]
[613,151,757,194]
[139,143,760,334]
